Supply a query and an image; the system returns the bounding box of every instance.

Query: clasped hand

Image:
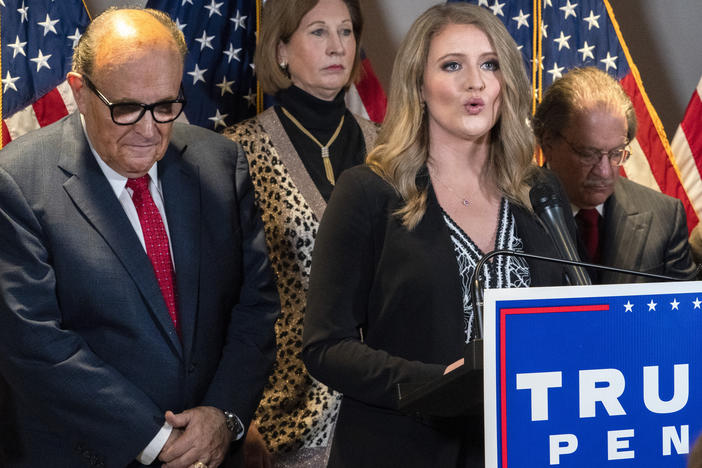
[159,406,233,468]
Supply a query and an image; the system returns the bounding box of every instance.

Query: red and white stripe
[670,75,702,231]
[619,73,700,232]
[2,80,76,147]
[344,56,387,124]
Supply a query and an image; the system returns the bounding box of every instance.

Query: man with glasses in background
[0,8,278,468]
[533,66,695,283]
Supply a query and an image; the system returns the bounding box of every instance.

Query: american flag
[448,0,700,232]
[671,76,702,228]
[1,0,386,149]
[1,0,90,148]
[145,0,258,131]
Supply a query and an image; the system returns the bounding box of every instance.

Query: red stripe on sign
[1,120,12,149]
[681,89,702,175]
[500,311,508,468]
[621,73,699,231]
[498,302,609,467]
[356,57,387,123]
[501,304,610,315]
[32,88,69,128]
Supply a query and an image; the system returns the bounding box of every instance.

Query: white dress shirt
[81,117,173,465]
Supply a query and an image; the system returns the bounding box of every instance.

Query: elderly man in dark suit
[0,8,278,468]
[534,66,695,284]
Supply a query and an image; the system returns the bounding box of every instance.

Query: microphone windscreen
[529,181,564,214]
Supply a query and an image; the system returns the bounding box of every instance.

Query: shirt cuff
[137,422,173,465]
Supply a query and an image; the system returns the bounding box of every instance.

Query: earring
[279,61,288,70]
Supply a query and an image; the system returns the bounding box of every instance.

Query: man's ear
[66,72,88,114]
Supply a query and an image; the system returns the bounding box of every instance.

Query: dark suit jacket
[302,166,567,468]
[0,113,279,468]
[595,177,695,283]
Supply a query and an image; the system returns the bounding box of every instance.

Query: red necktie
[127,175,179,334]
[576,208,601,263]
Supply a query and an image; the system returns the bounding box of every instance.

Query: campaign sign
[483,281,702,467]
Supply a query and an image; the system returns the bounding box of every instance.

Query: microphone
[529,181,592,287]
[469,249,692,340]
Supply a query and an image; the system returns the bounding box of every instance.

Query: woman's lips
[465,97,485,115]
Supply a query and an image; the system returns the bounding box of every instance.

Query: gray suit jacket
[0,113,279,467]
[598,177,695,283]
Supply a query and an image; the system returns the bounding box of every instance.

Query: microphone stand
[469,249,689,340]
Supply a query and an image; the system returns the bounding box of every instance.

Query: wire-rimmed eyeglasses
[558,132,631,167]
[82,75,186,126]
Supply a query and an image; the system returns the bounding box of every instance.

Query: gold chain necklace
[281,106,345,186]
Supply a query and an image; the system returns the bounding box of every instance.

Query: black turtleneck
[274,86,366,202]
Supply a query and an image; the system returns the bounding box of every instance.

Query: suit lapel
[259,109,327,221]
[601,179,651,281]
[159,143,200,360]
[58,114,184,358]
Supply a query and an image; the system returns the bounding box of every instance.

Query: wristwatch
[222,410,245,440]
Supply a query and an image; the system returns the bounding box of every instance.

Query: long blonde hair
[367,3,535,229]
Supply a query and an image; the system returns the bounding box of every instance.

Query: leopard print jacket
[224,108,377,454]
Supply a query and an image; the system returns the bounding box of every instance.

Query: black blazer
[598,177,695,283]
[0,113,279,467]
[303,165,567,468]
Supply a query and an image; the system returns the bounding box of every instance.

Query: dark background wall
[86,0,702,137]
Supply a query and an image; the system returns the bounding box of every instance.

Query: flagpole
[256,0,263,115]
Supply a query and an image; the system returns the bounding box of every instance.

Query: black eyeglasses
[558,132,631,167]
[82,75,186,126]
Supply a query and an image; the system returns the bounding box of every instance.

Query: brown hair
[256,0,363,94]
[533,66,637,146]
[367,2,534,229]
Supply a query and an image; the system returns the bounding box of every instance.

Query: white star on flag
[693,298,702,309]
[38,13,60,36]
[204,0,223,18]
[230,10,247,31]
[560,0,578,19]
[623,301,634,312]
[174,18,186,32]
[30,50,52,72]
[195,31,215,51]
[17,1,29,23]
[647,300,657,311]
[554,31,571,51]
[489,0,505,16]
[8,36,28,58]
[216,77,235,96]
[2,72,20,93]
[243,88,256,107]
[208,109,228,129]
[512,10,530,30]
[600,52,618,71]
[583,10,601,30]
[187,64,207,84]
[671,298,680,310]
[578,41,595,61]
[223,44,242,63]
[547,62,564,82]
[68,29,82,49]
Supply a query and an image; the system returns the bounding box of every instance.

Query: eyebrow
[304,19,352,28]
[434,51,496,62]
